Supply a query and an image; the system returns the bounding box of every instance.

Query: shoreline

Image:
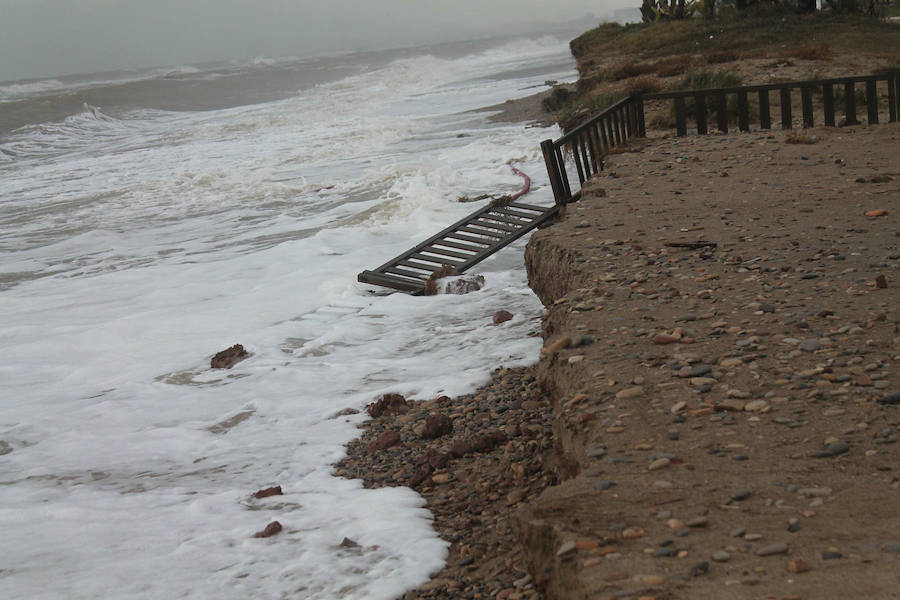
[336,366,551,600]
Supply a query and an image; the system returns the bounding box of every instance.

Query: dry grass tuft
[612,61,657,81]
[626,76,664,95]
[654,55,695,77]
[706,50,739,64]
[785,131,820,144]
[790,43,833,61]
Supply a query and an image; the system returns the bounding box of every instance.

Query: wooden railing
[646,71,899,136]
[541,69,899,206]
[541,95,646,206]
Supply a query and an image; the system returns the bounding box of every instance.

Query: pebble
[648,457,671,471]
[556,541,577,557]
[756,543,789,556]
[730,489,752,501]
[787,558,810,573]
[595,480,616,490]
[811,441,850,458]
[879,392,900,405]
[616,386,644,400]
[799,338,821,352]
[744,400,768,412]
[687,516,708,528]
[711,551,731,562]
[730,527,746,538]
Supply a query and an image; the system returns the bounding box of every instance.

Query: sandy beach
[341,118,899,599]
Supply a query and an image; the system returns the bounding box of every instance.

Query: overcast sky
[0,0,636,82]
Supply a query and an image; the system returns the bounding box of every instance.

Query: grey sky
[0,0,635,82]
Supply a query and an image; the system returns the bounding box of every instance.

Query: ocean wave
[0,78,66,102]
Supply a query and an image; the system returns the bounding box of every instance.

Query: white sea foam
[0,78,66,102]
[0,34,576,599]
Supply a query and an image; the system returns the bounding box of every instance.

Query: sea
[0,30,579,599]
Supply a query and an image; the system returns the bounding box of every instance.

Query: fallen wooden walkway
[358,199,559,293]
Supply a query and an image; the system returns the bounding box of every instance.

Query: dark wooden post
[675,96,687,137]
[888,71,898,123]
[780,87,792,129]
[587,125,601,174]
[716,92,728,132]
[823,83,835,126]
[696,93,708,135]
[759,89,771,130]
[737,91,750,131]
[554,145,571,200]
[571,138,586,185]
[801,85,814,128]
[866,78,878,124]
[599,116,610,151]
[541,139,566,206]
[844,81,858,125]
[634,94,647,137]
[612,110,622,145]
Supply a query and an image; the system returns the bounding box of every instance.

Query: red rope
[508,166,531,202]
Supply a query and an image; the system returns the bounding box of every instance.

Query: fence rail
[541,69,899,206]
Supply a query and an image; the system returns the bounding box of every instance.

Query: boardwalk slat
[492,206,541,220]
[483,212,529,225]
[457,225,505,238]
[507,201,548,213]
[396,259,444,272]
[417,246,472,260]
[471,218,521,233]
[357,271,424,292]
[445,231,499,245]
[384,266,431,280]
[431,239,489,253]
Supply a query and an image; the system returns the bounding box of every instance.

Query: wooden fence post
[634,94,647,137]
[888,70,897,123]
[737,91,749,131]
[759,89,771,130]
[844,81,858,125]
[541,139,566,206]
[780,87,792,129]
[674,96,687,136]
[823,83,835,126]
[696,93,708,134]
[866,77,878,124]
[801,85,814,128]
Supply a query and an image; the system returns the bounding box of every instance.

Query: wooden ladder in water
[358,200,559,293]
